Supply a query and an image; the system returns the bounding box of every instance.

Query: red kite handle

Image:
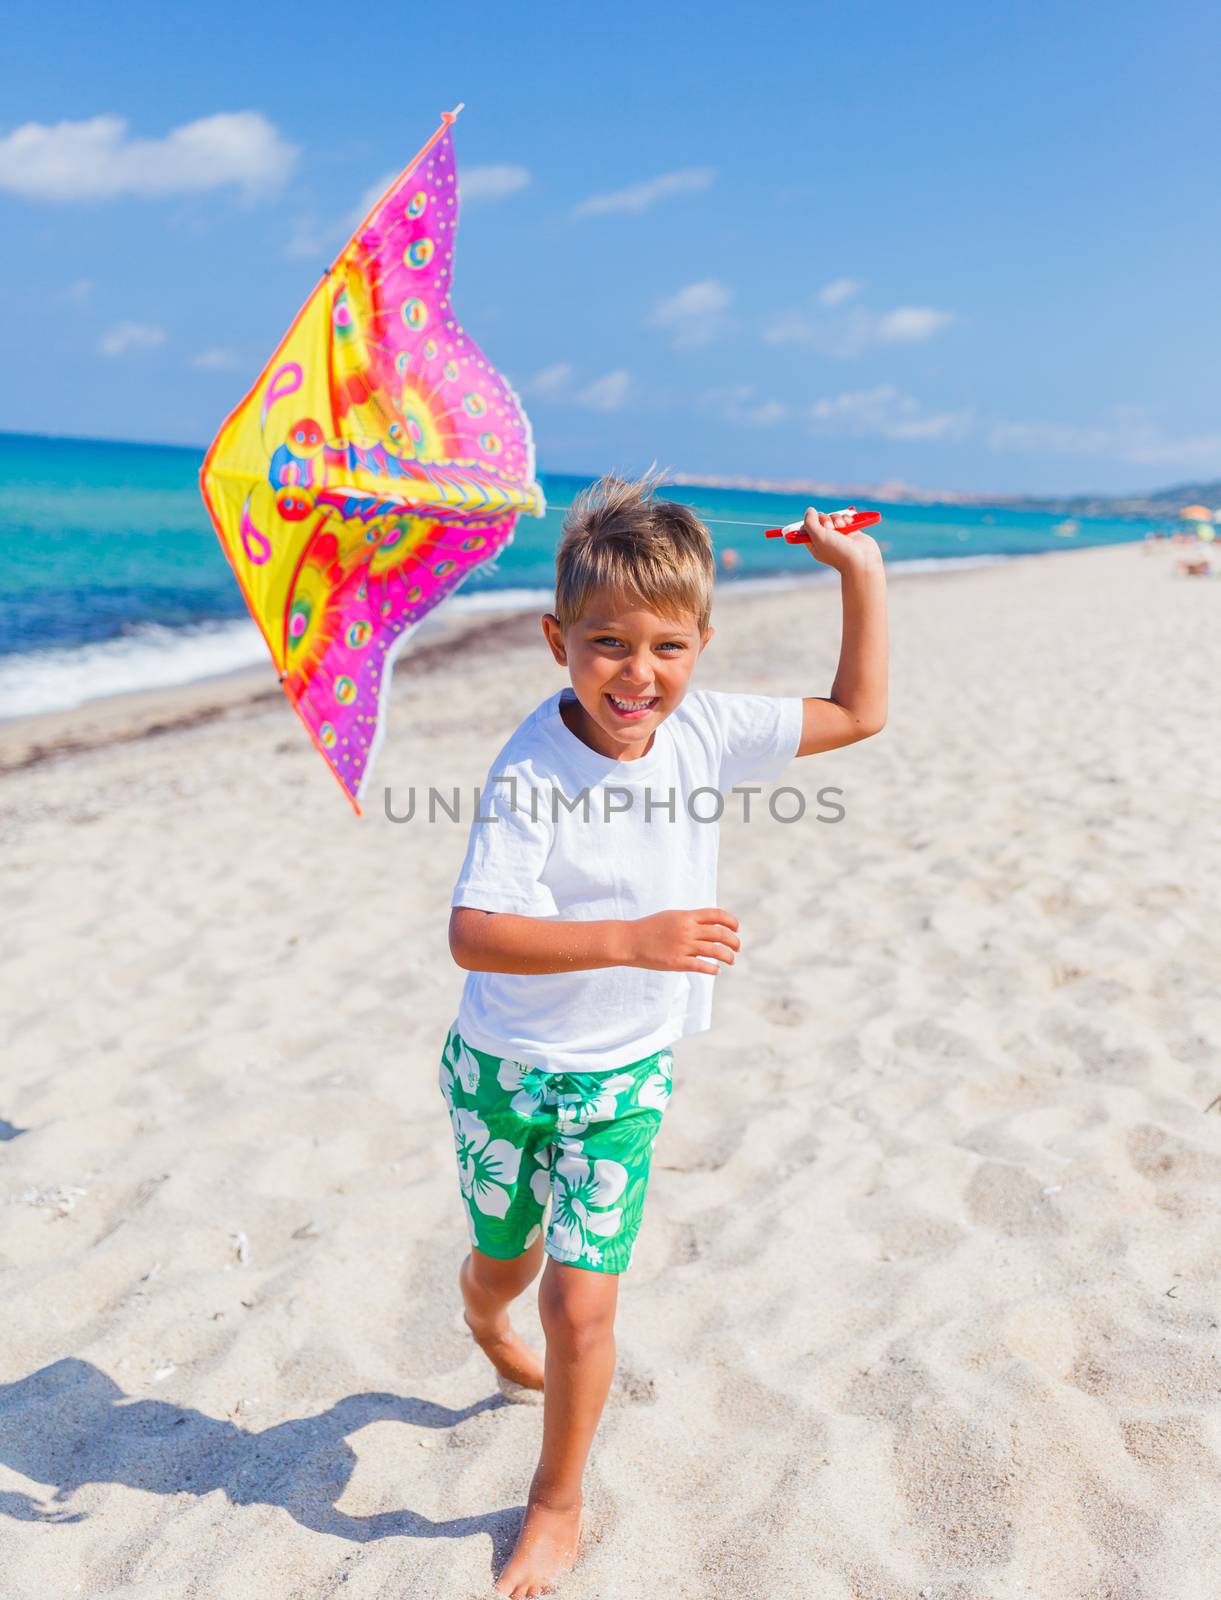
[764,507,882,543]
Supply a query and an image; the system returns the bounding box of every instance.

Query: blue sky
[2,0,1216,494]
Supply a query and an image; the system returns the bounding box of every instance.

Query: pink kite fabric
[200,109,545,812]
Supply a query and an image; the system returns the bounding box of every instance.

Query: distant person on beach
[719,545,740,575]
[443,468,888,1597]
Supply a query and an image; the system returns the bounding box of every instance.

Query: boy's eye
[593,637,684,651]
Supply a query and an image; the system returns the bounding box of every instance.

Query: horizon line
[0,426,1207,508]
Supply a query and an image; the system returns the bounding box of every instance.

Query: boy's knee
[538,1264,618,1342]
[466,1244,539,1299]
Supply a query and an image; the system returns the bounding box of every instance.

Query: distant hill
[993,480,1221,519]
[668,469,1221,520]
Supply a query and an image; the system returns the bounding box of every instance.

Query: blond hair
[553,465,715,635]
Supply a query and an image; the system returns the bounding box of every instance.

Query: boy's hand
[626,908,740,975]
[801,507,884,576]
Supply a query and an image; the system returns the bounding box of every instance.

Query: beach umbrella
[200,106,544,814]
[1178,504,1212,522]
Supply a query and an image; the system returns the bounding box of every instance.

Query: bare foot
[493,1497,583,1598]
[459,1257,545,1391]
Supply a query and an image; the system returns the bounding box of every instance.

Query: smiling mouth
[604,691,660,720]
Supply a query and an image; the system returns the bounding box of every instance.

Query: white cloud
[99,322,166,358]
[573,166,715,218]
[355,171,398,219]
[809,385,970,442]
[1128,433,1221,465]
[988,408,1221,465]
[988,419,1117,455]
[527,362,573,396]
[577,370,632,412]
[63,278,94,304]
[875,306,955,343]
[704,384,789,428]
[0,113,298,202]
[745,399,789,427]
[285,216,332,262]
[460,163,530,201]
[764,297,955,357]
[649,278,733,348]
[818,277,862,307]
[289,159,534,267]
[289,170,396,256]
[793,391,1221,463]
[654,279,732,320]
[763,307,885,357]
[523,362,637,409]
[191,348,242,371]
[762,310,824,346]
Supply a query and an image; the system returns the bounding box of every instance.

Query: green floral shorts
[438,1020,675,1275]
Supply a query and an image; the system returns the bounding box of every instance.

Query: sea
[0,430,1163,721]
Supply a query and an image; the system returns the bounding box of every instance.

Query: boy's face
[541,590,713,761]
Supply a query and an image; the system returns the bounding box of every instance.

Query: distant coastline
[667,467,1221,521]
[2,427,1212,521]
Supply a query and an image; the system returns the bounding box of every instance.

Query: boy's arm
[450,907,631,975]
[795,508,888,756]
[449,905,741,976]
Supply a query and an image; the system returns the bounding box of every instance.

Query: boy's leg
[494,1048,673,1595]
[535,1258,619,1495]
[493,1259,617,1598]
[459,1236,546,1391]
[438,1023,557,1391]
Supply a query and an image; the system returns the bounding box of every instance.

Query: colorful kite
[200,105,545,813]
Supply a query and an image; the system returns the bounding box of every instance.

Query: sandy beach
[1,540,1218,1599]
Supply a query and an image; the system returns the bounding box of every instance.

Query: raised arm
[795,507,889,756]
[449,905,741,977]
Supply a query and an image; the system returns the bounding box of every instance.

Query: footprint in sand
[668,1222,702,1266]
[892,1017,976,1060]
[765,993,808,1028]
[1127,1123,1221,1191]
[1003,1299,1077,1378]
[965,1160,1066,1238]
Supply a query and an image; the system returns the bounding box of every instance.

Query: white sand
[1,541,1218,1598]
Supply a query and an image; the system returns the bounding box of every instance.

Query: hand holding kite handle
[764,507,882,544]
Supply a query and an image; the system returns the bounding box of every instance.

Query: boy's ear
[541,612,568,663]
[700,625,715,650]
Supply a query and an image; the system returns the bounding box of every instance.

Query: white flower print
[439,1029,482,1106]
[555,1072,637,1136]
[497,1058,558,1119]
[452,1107,522,1220]
[523,1222,541,1249]
[546,1151,628,1264]
[529,1143,554,1206]
[637,1051,674,1113]
[529,1136,581,1206]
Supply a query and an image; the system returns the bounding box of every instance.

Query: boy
[442,470,887,1598]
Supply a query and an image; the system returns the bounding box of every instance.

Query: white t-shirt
[450,684,804,1073]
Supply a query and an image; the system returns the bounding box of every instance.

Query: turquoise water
[0,430,1159,716]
